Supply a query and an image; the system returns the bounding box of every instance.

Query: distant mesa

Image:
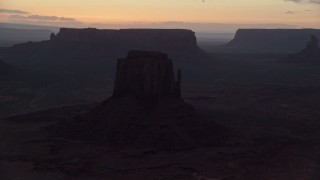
[54,51,221,149]
[2,28,208,74]
[49,28,207,62]
[284,35,320,63]
[223,29,320,53]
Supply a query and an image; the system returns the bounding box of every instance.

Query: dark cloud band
[0,9,28,14]
[285,0,320,4]
[9,14,76,22]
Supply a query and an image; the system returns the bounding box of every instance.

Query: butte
[55,50,223,149]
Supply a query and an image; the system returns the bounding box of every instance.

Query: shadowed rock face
[50,28,205,63]
[54,28,197,47]
[307,35,319,50]
[55,51,207,149]
[225,29,320,53]
[113,50,181,101]
[1,28,209,74]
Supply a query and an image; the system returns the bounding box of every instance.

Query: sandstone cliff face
[50,28,203,62]
[54,28,196,47]
[225,29,320,53]
[113,50,181,100]
[59,51,200,149]
[1,28,208,74]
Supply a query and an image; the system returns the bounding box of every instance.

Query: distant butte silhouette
[3,28,209,75]
[225,29,320,53]
[54,50,226,149]
[49,28,207,63]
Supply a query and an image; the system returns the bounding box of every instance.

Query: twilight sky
[0,0,319,32]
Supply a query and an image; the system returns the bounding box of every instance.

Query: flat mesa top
[124,50,169,60]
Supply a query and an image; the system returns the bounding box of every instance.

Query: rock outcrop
[112,50,181,101]
[284,35,320,62]
[55,51,219,149]
[1,28,209,75]
[50,28,206,63]
[224,29,320,53]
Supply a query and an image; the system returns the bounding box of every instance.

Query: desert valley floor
[1,53,320,179]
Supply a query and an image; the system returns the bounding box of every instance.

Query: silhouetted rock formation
[54,51,221,149]
[50,33,56,41]
[175,69,182,99]
[1,28,208,75]
[49,28,207,63]
[113,50,181,101]
[224,29,320,53]
[284,35,320,62]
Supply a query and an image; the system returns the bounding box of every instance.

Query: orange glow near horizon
[1,0,319,30]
